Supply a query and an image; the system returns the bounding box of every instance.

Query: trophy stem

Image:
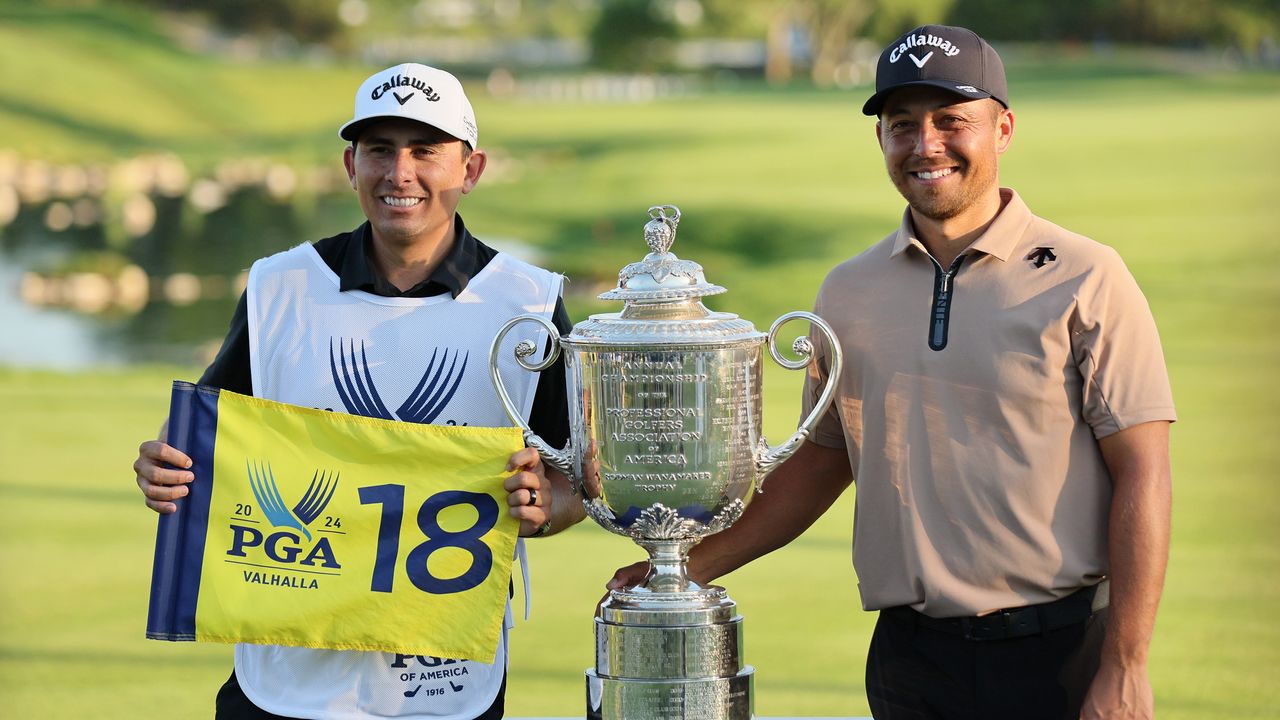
[591,535,754,720]
[636,538,699,594]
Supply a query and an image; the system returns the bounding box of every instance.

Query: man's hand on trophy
[595,560,650,617]
[506,447,552,537]
[606,561,650,592]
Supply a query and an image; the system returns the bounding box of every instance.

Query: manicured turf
[2,6,1279,718]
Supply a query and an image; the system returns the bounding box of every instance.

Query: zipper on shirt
[928,254,966,351]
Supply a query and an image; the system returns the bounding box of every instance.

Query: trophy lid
[567,205,762,347]
[597,206,726,304]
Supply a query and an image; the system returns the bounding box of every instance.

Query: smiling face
[342,118,485,252]
[876,86,1013,228]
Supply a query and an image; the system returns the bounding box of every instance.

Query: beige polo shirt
[804,188,1175,618]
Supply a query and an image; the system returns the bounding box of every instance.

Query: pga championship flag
[146,381,523,661]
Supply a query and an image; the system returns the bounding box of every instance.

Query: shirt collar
[888,188,1033,263]
[338,214,482,298]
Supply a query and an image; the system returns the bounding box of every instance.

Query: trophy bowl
[490,205,841,719]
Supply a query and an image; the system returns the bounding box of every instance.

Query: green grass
[0,4,353,168]
[3,4,1280,719]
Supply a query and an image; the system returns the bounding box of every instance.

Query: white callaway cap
[339,63,478,148]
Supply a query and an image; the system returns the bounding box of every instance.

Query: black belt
[882,585,1098,641]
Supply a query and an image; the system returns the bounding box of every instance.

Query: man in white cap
[134,63,584,719]
[610,24,1174,719]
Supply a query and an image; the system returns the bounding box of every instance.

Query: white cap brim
[339,63,478,147]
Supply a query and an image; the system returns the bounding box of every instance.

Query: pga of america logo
[226,461,342,586]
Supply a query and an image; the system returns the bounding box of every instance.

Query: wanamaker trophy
[489,205,842,719]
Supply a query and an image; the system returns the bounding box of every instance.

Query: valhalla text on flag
[146,381,523,661]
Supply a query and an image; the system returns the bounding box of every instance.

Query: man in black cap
[610,24,1174,719]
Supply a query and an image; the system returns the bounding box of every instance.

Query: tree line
[101,0,1280,80]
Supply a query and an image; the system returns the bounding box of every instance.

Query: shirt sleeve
[197,291,254,395]
[526,297,572,449]
[1071,249,1177,438]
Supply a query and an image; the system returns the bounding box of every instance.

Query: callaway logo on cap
[339,62,478,148]
[862,24,1008,116]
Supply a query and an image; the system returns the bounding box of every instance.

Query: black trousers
[865,605,1107,720]
[214,668,507,720]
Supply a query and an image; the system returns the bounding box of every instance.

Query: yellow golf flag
[147,381,523,661]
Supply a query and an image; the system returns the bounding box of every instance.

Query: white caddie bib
[236,242,561,720]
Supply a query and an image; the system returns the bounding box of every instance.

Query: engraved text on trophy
[584,346,759,527]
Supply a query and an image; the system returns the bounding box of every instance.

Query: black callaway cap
[862,24,1008,116]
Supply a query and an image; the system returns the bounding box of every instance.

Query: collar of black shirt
[336,214,489,299]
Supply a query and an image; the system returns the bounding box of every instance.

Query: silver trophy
[490,205,841,719]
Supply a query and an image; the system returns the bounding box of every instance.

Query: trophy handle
[754,311,843,490]
[489,314,577,490]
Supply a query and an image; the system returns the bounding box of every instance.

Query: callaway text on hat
[888,32,962,64]
[371,74,441,103]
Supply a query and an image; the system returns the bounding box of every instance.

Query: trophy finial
[644,205,681,256]
[601,204,724,302]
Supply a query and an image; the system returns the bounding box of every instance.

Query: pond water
[0,188,343,371]
[0,186,546,371]
[0,258,120,370]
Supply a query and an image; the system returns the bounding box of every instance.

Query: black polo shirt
[198,214,572,447]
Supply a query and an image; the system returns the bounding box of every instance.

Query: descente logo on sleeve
[371,74,442,103]
[889,33,962,64]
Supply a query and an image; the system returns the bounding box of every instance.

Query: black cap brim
[862,79,997,116]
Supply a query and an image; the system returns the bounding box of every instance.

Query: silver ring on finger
[527,489,538,507]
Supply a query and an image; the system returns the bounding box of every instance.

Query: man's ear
[996,107,1015,155]
[461,149,487,194]
[343,145,357,189]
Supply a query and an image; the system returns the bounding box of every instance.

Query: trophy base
[585,667,755,720]
[586,586,754,719]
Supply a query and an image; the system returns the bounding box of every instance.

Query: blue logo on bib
[329,338,468,424]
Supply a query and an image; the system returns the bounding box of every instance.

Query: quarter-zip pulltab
[928,254,966,351]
